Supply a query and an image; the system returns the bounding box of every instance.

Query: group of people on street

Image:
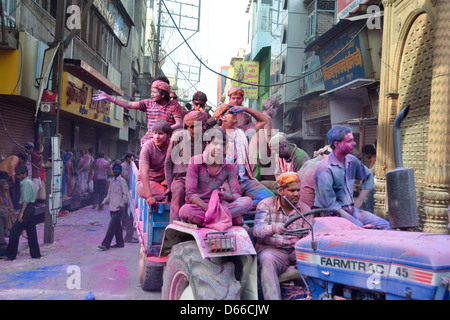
[93,77,389,300]
[0,154,42,261]
[0,76,387,301]
[0,137,138,259]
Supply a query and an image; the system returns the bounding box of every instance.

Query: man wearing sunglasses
[214,104,275,219]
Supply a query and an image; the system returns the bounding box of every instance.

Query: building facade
[0,0,151,162]
[375,0,449,233]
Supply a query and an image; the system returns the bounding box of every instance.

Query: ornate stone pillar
[423,0,450,234]
[373,0,398,220]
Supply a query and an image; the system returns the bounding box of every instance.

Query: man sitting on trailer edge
[136,120,172,206]
[253,172,312,300]
[314,125,390,229]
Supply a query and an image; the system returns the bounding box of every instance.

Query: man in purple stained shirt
[314,126,390,229]
[297,145,331,208]
[136,120,172,206]
[179,128,253,227]
[91,151,111,210]
[165,111,208,223]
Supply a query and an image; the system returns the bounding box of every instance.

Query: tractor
[128,160,450,300]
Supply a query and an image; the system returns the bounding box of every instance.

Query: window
[2,0,17,25]
[306,12,315,40]
[33,0,57,18]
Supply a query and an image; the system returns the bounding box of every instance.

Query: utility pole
[44,0,66,244]
[43,0,94,244]
[154,0,162,77]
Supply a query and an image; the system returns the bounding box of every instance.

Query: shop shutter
[59,117,74,152]
[397,13,434,228]
[363,125,377,147]
[0,103,36,157]
[78,122,96,152]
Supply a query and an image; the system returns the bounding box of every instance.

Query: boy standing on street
[98,162,128,251]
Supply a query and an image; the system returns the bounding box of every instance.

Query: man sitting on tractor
[253,172,312,300]
[314,126,390,229]
[214,103,274,211]
[165,111,209,223]
[178,128,253,227]
[136,120,172,206]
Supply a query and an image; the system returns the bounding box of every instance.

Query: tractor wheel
[139,246,164,291]
[161,240,241,300]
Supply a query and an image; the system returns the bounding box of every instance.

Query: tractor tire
[139,246,164,291]
[161,240,241,300]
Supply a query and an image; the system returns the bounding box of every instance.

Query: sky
[160,0,251,109]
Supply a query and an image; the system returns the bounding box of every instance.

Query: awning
[333,116,378,126]
[320,78,378,96]
[284,90,326,116]
[64,59,124,97]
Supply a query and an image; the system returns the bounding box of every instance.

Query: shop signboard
[337,0,370,21]
[233,61,259,100]
[61,72,121,128]
[319,24,366,92]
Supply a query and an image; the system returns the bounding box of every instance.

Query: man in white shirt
[98,162,129,251]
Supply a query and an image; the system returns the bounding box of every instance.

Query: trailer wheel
[161,240,241,300]
[139,246,164,291]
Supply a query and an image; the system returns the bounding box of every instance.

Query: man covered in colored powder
[253,172,312,300]
[314,126,390,229]
[297,145,332,208]
[259,132,310,192]
[165,111,209,223]
[249,97,280,181]
[227,87,253,129]
[93,78,183,146]
[98,162,129,251]
[269,132,310,174]
[179,128,253,226]
[214,103,274,211]
[136,120,172,206]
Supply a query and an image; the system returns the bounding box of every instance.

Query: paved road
[0,205,161,300]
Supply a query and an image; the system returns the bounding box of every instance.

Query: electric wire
[160,0,383,89]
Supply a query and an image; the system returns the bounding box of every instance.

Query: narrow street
[0,206,161,300]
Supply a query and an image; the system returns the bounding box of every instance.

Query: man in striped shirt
[92,78,183,146]
[253,172,312,300]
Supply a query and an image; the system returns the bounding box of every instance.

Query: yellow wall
[0,49,20,95]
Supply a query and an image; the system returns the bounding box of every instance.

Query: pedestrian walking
[91,152,110,210]
[98,162,128,251]
[0,165,41,261]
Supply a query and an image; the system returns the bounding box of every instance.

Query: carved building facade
[375,0,449,233]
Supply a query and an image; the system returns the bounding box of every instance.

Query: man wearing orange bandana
[253,172,312,300]
[227,87,252,128]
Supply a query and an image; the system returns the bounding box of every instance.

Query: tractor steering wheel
[282,208,342,237]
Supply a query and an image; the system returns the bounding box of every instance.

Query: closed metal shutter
[78,122,96,153]
[0,102,36,156]
[397,13,434,228]
[59,116,74,152]
[363,125,377,147]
